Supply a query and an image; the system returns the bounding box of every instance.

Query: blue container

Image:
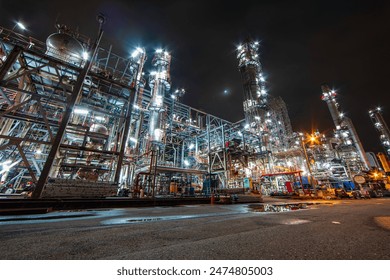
[343,181,355,191]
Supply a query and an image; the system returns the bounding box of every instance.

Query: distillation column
[127,47,147,153]
[321,84,369,170]
[369,107,390,157]
[236,39,268,136]
[148,49,171,147]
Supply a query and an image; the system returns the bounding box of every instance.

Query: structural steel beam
[31,29,104,198]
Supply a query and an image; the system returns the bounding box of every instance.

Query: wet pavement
[0,197,389,259]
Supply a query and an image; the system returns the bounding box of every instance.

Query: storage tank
[46,25,85,64]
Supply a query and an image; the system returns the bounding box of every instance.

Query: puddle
[102,213,217,225]
[127,217,163,223]
[248,203,308,213]
[0,209,125,225]
[0,213,96,222]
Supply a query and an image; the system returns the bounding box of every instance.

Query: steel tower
[148,49,171,147]
[369,107,390,156]
[236,39,268,135]
[321,84,369,170]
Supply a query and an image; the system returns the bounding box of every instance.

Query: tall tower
[148,49,171,147]
[268,96,293,150]
[236,39,268,135]
[321,84,369,170]
[369,107,390,156]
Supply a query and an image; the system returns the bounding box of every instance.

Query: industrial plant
[0,19,389,202]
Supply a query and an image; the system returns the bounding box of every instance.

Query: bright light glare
[1,160,17,173]
[129,137,138,143]
[156,49,163,53]
[2,160,12,166]
[16,22,26,30]
[189,143,195,150]
[153,128,163,141]
[74,108,89,115]
[94,116,105,121]
[184,159,190,166]
[36,149,42,155]
[82,51,89,60]
[131,47,144,58]
[155,95,163,106]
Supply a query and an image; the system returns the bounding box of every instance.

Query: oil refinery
[0,19,389,202]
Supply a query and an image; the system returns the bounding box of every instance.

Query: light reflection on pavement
[0,203,313,226]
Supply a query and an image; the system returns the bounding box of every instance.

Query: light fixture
[131,47,144,58]
[82,51,89,60]
[16,22,26,30]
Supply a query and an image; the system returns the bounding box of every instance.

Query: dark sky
[1,0,390,152]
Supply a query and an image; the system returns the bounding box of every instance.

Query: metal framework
[0,23,375,198]
[0,23,144,197]
[321,84,369,173]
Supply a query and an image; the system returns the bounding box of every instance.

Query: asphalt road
[0,198,389,260]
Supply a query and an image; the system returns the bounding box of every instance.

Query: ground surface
[0,197,389,259]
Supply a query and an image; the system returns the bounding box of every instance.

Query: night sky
[1,0,390,152]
